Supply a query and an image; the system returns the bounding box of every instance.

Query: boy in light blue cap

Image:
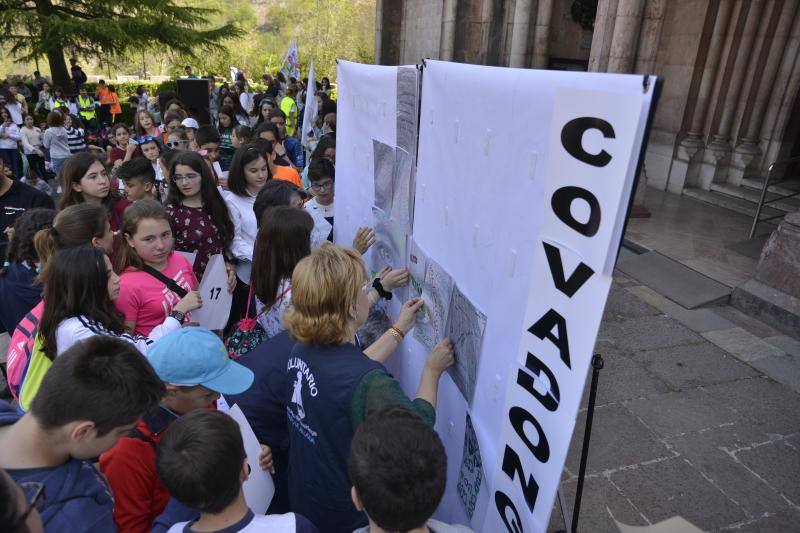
[99,328,267,532]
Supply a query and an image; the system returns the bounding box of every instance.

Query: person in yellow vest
[95,79,112,128]
[76,87,98,133]
[280,83,299,138]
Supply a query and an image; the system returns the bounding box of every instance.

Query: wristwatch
[169,310,186,322]
[372,278,393,300]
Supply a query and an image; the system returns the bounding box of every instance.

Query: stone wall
[375,0,800,193]
[548,0,592,64]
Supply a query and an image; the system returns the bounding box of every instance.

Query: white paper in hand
[228,404,275,514]
[190,254,232,330]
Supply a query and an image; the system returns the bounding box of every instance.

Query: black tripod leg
[571,353,604,533]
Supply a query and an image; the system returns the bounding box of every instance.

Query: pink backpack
[6,301,44,400]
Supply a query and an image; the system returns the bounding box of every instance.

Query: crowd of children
[0,68,470,533]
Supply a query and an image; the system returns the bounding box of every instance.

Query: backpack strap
[140,265,189,298]
[127,427,158,450]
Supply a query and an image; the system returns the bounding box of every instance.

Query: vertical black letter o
[551,186,601,237]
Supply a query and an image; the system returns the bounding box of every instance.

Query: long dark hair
[310,134,336,163]
[38,245,125,360]
[58,152,120,211]
[217,105,236,133]
[166,151,234,250]
[251,206,313,306]
[0,208,56,276]
[227,144,269,198]
[219,93,247,118]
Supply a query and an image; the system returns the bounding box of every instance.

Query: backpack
[6,301,44,400]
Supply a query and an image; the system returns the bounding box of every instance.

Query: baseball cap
[181,117,199,129]
[147,328,253,395]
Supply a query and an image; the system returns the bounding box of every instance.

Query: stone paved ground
[3,272,798,533]
[549,272,800,532]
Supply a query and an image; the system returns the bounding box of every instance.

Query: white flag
[281,39,301,81]
[301,60,318,150]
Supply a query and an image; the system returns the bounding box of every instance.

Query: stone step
[741,177,800,198]
[682,188,785,219]
[710,183,800,213]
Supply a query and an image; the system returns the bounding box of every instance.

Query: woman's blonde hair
[284,245,365,345]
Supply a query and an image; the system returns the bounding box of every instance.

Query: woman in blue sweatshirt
[282,245,455,533]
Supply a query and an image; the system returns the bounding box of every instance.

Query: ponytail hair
[34,203,108,268]
[115,199,171,273]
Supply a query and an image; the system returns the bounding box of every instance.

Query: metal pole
[571,354,604,533]
[749,164,774,240]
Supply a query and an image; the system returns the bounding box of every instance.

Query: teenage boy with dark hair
[157,409,318,532]
[0,335,166,532]
[305,158,335,246]
[100,327,257,533]
[0,156,54,261]
[348,406,474,533]
[118,157,157,201]
[195,125,221,165]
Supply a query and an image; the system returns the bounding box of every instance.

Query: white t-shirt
[304,197,333,249]
[255,278,292,339]
[225,192,258,283]
[167,510,307,532]
[352,519,474,533]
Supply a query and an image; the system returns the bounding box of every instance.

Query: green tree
[0,0,242,88]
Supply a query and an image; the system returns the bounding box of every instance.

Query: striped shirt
[65,126,86,153]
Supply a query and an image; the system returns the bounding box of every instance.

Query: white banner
[301,60,318,149]
[337,59,657,533]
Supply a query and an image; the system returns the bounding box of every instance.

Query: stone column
[628,0,665,214]
[729,0,789,184]
[673,0,736,191]
[440,0,459,61]
[531,0,554,68]
[704,0,765,186]
[589,0,620,72]
[607,0,646,73]
[634,0,666,74]
[761,7,800,168]
[509,0,533,68]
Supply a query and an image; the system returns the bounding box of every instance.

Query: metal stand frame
[554,353,604,533]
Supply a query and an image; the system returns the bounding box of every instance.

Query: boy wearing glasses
[0,336,166,532]
[304,158,335,247]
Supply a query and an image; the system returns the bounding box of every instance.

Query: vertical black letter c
[560,116,615,167]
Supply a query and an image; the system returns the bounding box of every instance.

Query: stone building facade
[375,0,800,204]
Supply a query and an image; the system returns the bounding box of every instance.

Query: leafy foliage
[2,0,375,84]
[0,0,242,86]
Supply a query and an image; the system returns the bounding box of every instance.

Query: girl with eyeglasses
[165,151,236,286]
